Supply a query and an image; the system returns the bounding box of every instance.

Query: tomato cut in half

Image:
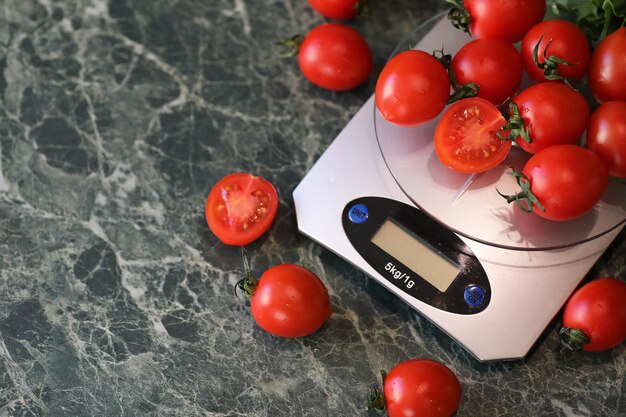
[205,172,279,246]
[434,97,510,173]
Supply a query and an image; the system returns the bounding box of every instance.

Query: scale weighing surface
[292,14,626,361]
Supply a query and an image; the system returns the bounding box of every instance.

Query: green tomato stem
[496,169,546,213]
[559,326,590,352]
[235,247,258,299]
[532,34,577,89]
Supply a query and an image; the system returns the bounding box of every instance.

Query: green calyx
[497,169,545,213]
[497,102,531,143]
[235,247,258,299]
[446,0,471,34]
[366,370,387,414]
[355,0,371,20]
[559,327,590,352]
[277,34,304,58]
[432,48,480,104]
[532,34,577,89]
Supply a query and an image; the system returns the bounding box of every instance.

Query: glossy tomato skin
[298,23,372,91]
[521,19,590,83]
[375,50,450,127]
[510,82,589,154]
[205,172,278,246]
[384,359,461,417]
[463,0,546,42]
[250,264,332,338]
[435,97,510,173]
[451,38,522,105]
[307,0,358,20]
[562,278,626,352]
[586,101,626,178]
[589,27,626,103]
[521,145,608,221]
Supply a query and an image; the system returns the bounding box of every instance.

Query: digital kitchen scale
[292,13,626,361]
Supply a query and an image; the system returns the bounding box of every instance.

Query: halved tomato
[434,97,510,173]
[205,172,279,246]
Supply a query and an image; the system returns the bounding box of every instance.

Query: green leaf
[550,0,626,46]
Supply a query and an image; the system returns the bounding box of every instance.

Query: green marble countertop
[0,0,624,416]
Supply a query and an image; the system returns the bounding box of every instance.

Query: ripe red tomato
[451,38,522,105]
[383,359,461,417]
[586,101,626,178]
[375,50,450,127]
[499,145,608,221]
[434,97,510,173]
[449,0,546,42]
[505,82,589,154]
[248,264,332,338]
[298,23,372,91]
[588,27,626,103]
[561,278,626,352]
[521,19,590,83]
[205,172,278,246]
[307,0,360,20]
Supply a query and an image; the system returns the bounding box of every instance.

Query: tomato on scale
[497,145,608,221]
[205,172,279,246]
[283,23,372,91]
[375,50,451,127]
[499,82,589,154]
[450,38,523,106]
[434,97,511,173]
[447,0,546,42]
[520,19,590,85]
[368,359,462,417]
[237,251,332,338]
[588,27,626,103]
[586,101,626,178]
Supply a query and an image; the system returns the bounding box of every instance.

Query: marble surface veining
[0,1,624,416]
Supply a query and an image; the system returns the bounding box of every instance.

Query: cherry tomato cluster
[375,0,626,222]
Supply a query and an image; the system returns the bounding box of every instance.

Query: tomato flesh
[434,97,510,173]
[205,172,278,246]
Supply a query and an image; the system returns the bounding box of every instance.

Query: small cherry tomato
[448,0,546,43]
[586,101,626,178]
[375,50,450,127]
[504,82,589,154]
[374,359,462,417]
[298,23,372,91]
[588,27,626,103]
[205,172,278,246]
[241,264,332,338]
[560,277,626,352]
[307,0,361,20]
[434,97,510,173]
[451,38,522,105]
[499,145,608,221]
[521,19,590,83]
